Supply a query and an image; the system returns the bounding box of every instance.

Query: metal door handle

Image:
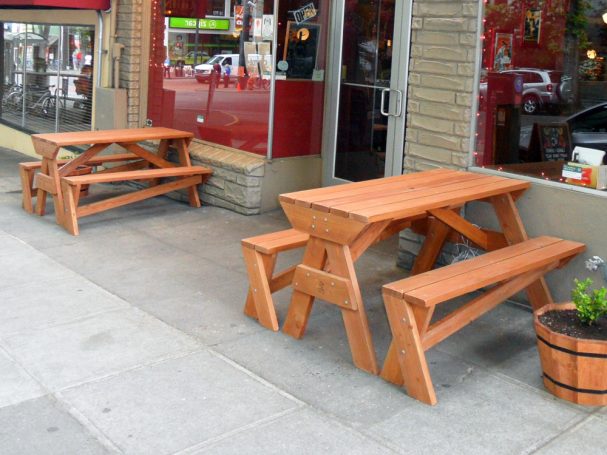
[380,88,403,117]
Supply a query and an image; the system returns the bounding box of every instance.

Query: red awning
[0,0,109,8]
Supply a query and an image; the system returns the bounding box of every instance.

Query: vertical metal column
[55,25,63,132]
[21,25,28,128]
[266,0,279,160]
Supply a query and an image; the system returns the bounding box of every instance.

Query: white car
[194,54,240,83]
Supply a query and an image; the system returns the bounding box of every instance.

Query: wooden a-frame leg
[242,246,279,331]
[19,166,35,213]
[325,241,378,375]
[491,194,553,311]
[283,237,327,339]
[381,304,434,386]
[148,139,170,187]
[35,159,50,216]
[175,138,201,208]
[383,294,437,405]
[61,179,80,236]
[411,215,453,275]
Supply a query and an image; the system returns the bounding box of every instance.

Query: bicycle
[1,84,23,112]
[27,85,65,118]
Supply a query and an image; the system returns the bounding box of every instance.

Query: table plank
[279,168,455,205]
[327,174,500,219]
[315,172,488,215]
[31,127,193,148]
[350,178,530,222]
[307,170,469,211]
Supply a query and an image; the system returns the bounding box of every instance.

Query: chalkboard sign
[533,122,571,161]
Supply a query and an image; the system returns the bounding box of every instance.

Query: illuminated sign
[169,17,231,30]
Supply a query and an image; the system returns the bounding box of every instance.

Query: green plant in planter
[571,278,607,325]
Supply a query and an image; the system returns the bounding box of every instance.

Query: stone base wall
[144,140,265,215]
[188,141,265,215]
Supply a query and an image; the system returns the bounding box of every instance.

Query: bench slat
[385,236,585,307]
[62,166,211,185]
[19,153,141,170]
[242,228,309,254]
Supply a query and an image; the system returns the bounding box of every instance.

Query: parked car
[194,54,240,84]
[566,102,607,160]
[500,68,566,114]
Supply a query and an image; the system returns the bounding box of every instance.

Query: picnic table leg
[61,179,80,236]
[19,165,35,214]
[175,138,202,207]
[242,246,279,331]
[148,139,171,187]
[35,159,50,216]
[381,304,434,385]
[325,241,378,375]
[490,193,554,311]
[411,215,453,275]
[283,237,327,338]
[383,294,437,405]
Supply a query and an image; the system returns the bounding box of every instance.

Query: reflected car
[194,54,240,84]
[566,102,607,160]
[479,68,570,115]
[500,68,566,114]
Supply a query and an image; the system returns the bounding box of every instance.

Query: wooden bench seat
[19,153,141,214]
[380,235,585,405]
[60,165,212,235]
[242,229,310,331]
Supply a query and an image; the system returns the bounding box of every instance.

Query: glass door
[323,0,412,184]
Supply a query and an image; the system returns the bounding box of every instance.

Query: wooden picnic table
[29,127,211,234]
[278,168,550,375]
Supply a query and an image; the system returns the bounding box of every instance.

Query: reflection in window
[1,22,94,134]
[149,0,328,158]
[475,0,607,189]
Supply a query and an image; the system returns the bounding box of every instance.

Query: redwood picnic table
[278,169,556,375]
[27,127,211,235]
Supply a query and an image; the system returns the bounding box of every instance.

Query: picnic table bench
[381,235,585,405]
[27,127,212,235]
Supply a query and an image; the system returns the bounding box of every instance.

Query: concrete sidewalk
[0,147,604,454]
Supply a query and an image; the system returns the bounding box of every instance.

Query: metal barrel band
[536,335,607,359]
[543,372,607,395]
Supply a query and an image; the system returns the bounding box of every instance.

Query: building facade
[1,0,606,301]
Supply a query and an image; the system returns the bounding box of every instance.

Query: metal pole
[266,0,278,160]
[22,25,28,128]
[55,25,63,132]
[0,21,4,118]
[96,10,104,87]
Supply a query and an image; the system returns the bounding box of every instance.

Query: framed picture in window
[522,8,541,44]
[282,21,321,79]
[493,33,513,71]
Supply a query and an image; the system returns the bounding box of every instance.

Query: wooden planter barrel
[534,303,607,406]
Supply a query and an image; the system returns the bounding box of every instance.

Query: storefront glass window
[148,0,328,158]
[476,1,607,190]
[1,22,95,134]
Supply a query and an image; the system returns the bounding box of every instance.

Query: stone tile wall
[404,0,478,172]
[116,0,144,128]
[399,0,479,268]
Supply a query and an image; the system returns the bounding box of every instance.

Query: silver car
[501,68,564,114]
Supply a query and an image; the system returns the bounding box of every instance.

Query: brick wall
[404,0,478,172]
[116,0,145,127]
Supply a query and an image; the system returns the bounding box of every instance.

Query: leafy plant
[571,278,607,325]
